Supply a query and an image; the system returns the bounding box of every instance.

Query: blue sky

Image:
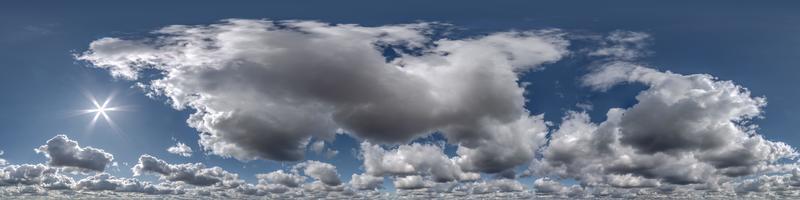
[2,1,800,198]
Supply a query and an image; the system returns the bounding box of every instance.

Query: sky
[1,1,800,199]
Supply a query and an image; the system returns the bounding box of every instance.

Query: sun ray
[80,92,127,134]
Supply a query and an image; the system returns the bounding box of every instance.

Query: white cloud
[349,173,383,190]
[256,170,305,188]
[78,19,567,171]
[360,141,479,183]
[35,135,114,172]
[0,150,6,166]
[74,173,179,195]
[166,142,193,157]
[588,31,651,60]
[393,175,428,190]
[0,164,62,186]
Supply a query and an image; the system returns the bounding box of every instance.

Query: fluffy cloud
[166,142,193,157]
[294,160,341,186]
[349,173,383,190]
[733,169,800,198]
[0,164,72,188]
[256,170,305,188]
[132,154,241,187]
[74,173,179,195]
[77,19,566,172]
[533,178,588,198]
[532,62,798,189]
[35,135,114,172]
[393,175,428,190]
[360,142,479,182]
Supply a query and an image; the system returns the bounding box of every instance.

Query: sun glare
[81,93,125,131]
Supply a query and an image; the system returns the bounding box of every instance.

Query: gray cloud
[132,154,241,187]
[532,62,798,190]
[0,164,63,187]
[734,170,800,197]
[35,135,114,172]
[78,19,566,171]
[295,160,341,186]
[588,31,651,60]
[467,179,525,194]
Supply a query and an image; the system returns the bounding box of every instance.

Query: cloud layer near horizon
[1,19,797,199]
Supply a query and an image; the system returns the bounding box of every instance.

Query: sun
[81,93,124,130]
[88,97,116,123]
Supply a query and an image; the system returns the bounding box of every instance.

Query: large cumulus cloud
[35,135,114,172]
[531,62,798,190]
[77,19,566,171]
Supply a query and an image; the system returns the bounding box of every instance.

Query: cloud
[0,150,6,166]
[74,173,179,195]
[349,173,383,190]
[532,62,798,189]
[294,160,341,186]
[132,154,241,187]
[733,170,800,197]
[77,19,567,170]
[309,141,338,159]
[393,175,428,190]
[166,142,193,157]
[359,141,479,183]
[309,141,325,155]
[467,179,525,194]
[255,170,305,188]
[35,135,114,172]
[0,164,66,187]
[534,178,588,198]
[588,31,651,60]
